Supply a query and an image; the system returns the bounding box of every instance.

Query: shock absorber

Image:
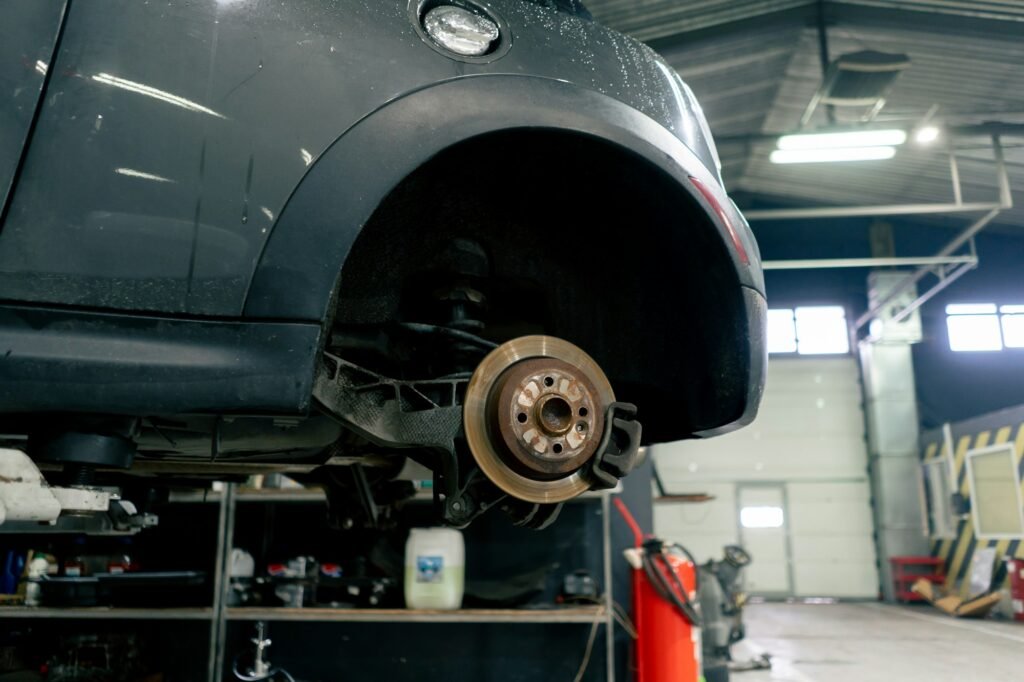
[417,237,492,374]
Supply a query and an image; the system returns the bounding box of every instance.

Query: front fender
[243,75,762,321]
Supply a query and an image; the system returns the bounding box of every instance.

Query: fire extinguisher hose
[641,539,702,627]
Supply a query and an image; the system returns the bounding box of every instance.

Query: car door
[0,0,67,211]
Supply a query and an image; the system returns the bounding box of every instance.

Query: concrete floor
[731,602,1024,682]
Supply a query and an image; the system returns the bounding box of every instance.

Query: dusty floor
[730,602,1024,682]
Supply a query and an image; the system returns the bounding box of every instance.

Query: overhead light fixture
[771,127,906,164]
[770,146,897,164]
[777,129,907,150]
[914,125,940,144]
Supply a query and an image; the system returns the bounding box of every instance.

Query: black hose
[668,542,701,592]
[641,539,702,627]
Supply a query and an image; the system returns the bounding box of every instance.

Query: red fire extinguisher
[614,498,701,682]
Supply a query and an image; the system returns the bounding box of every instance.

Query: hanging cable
[641,538,702,627]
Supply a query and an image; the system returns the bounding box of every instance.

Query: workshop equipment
[614,498,701,682]
[890,556,945,602]
[698,545,760,682]
[233,622,297,682]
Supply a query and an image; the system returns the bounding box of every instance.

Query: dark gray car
[0,0,764,527]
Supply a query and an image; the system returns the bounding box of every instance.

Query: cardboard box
[911,578,1002,618]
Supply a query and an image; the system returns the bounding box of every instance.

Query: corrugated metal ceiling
[744,15,1024,227]
[586,0,1024,229]
[586,0,813,41]
[658,15,807,186]
[831,0,1024,22]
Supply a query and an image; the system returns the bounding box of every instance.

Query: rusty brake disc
[463,335,614,503]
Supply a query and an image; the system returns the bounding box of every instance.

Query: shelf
[0,606,213,620]
[168,488,326,504]
[654,494,716,504]
[889,556,944,566]
[225,605,606,624]
[236,488,327,503]
[170,484,618,505]
[894,574,945,583]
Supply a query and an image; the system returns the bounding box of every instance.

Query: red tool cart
[890,556,945,602]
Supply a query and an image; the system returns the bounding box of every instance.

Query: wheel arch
[244,76,764,442]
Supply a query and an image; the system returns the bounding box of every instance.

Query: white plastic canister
[404,527,465,610]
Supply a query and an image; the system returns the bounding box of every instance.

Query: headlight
[423,5,500,57]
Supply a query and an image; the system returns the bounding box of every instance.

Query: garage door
[738,484,792,595]
[653,356,879,598]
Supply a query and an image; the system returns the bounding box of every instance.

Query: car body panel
[0,0,66,210]
[0,0,724,316]
[0,0,766,444]
[245,74,763,323]
[0,305,320,416]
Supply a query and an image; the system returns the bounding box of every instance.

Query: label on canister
[416,555,444,583]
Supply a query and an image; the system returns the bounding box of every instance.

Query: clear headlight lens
[424,5,499,57]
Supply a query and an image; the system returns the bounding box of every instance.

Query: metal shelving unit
[0,489,235,681]
[210,484,618,682]
[171,486,618,504]
[2,484,618,682]
[225,605,605,623]
[0,606,213,620]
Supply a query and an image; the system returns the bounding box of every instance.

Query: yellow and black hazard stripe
[922,416,1024,594]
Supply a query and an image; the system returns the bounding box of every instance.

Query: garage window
[922,458,956,539]
[768,306,850,355]
[946,303,1024,351]
[1001,305,1024,348]
[740,505,785,528]
[965,444,1024,539]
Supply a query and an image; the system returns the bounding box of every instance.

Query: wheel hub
[464,336,614,503]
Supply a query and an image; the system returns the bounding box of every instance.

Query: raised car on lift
[0,0,765,530]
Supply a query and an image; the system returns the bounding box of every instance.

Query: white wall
[652,357,879,597]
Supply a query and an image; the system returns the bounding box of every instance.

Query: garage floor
[732,603,1024,682]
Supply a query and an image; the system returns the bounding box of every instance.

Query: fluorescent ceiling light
[777,129,907,150]
[770,146,896,164]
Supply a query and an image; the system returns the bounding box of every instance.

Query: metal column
[208,483,237,682]
[859,275,928,602]
[601,491,615,682]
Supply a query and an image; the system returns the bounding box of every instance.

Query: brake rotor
[464,336,614,503]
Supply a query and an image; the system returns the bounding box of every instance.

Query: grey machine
[699,545,764,682]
